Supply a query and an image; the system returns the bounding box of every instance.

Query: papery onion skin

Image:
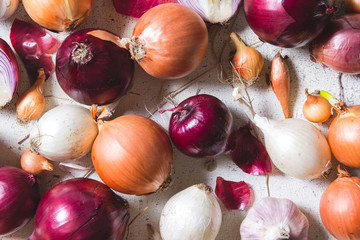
[0,166,40,236]
[56,29,134,105]
[303,88,332,123]
[0,38,19,108]
[320,167,360,240]
[113,0,178,18]
[29,178,129,240]
[29,104,98,162]
[165,94,233,158]
[130,3,208,79]
[22,0,94,32]
[328,105,360,168]
[311,14,360,74]
[178,0,242,24]
[244,0,335,48]
[215,177,251,210]
[92,115,173,195]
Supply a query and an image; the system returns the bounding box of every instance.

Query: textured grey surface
[1,0,359,239]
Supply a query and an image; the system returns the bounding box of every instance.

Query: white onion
[0,0,18,20]
[159,183,222,240]
[29,104,98,162]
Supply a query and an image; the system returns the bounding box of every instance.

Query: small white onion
[253,115,331,179]
[240,197,309,240]
[29,104,98,162]
[0,0,19,20]
[178,0,242,24]
[159,183,222,240]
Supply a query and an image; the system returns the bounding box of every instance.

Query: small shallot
[269,52,290,118]
[240,197,309,240]
[303,88,332,123]
[159,183,222,240]
[231,32,264,83]
[16,69,46,124]
[21,149,53,175]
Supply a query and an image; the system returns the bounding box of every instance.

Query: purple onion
[56,29,134,106]
[10,19,60,83]
[244,0,336,48]
[178,0,242,23]
[112,0,178,18]
[0,166,40,236]
[161,94,233,157]
[0,39,19,108]
[29,178,129,240]
[311,14,360,74]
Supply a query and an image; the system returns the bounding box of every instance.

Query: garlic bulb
[178,0,242,24]
[29,104,98,162]
[159,183,222,240]
[0,0,19,20]
[240,197,309,240]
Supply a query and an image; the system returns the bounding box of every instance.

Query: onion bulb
[112,0,177,18]
[88,3,208,79]
[320,166,360,240]
[21,149,53,176]
[345,0,360,13]
[303,88,332,123]
[0,0,19,20]
[233,87,332,179]
[22,0,94,32]
[29,104,98,162]
[92,115,173,195]
[159,183,222,240]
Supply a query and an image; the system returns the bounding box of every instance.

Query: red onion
[29,178,129,240]
[113,0,177,18]
[244,0,336,48]
[311,14,360,74]
[56,29,134,105]
[10,19,60,83]
[0,166,40,236]
[161,94,233,157]
[215,176,251,211]
[0,38,19,108]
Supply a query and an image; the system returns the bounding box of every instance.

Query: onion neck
[156,175,172,193]
[196,183,212,193]
[320,90,347,114]
[337,165,351,178]
[71,42,93,64]
[128,37,146,62]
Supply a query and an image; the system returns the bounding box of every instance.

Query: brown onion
[22,0,94,32]
[92,115,173,195]
[21,149,53,176]
[345,0,360,13]
[303,88,332,123]
[89,3,208,79]
[320,166,360,240]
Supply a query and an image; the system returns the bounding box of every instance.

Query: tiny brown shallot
[21,149,53,175]
[92,114,173,195]
[320,166,360,240]
[269,52,290,118]
[303,88,332,123]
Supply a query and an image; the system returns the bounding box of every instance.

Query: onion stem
[320,90,340,106]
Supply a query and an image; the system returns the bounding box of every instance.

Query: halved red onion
[311,14,360,74]
[10,19,60,83]
[178,0,242,23]
[215,176,251,210]
[0,38,19,108]
[56,29,134,105]
[244,0,336,48]
[228,124,272,175]
[29,178,129,240]
[113,0,178,18]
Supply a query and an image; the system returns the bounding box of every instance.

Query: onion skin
[29,178,129,240]
[303,88,332,123]
[21,149,53,175]
[22,0,94,32]
[92,115,173,195]
[0,166,40,236]
[113,0,177,18]
[320,167,360,240]
[311,14,360,74]
[244,0,335,48]
[166,94,233,158]
[56,29,134,105]
[131,3,208,79]
[328,105,360,168]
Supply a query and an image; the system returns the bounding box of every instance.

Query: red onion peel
[113,0,178,18]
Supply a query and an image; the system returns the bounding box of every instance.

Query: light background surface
[1,1,359,239]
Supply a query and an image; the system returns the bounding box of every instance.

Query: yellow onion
[303,88,332,123]
[88,3,208,79]
[345,0,360,13]
[92,115,173,195]
[22,0,94,32]
[320,166,360,239]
